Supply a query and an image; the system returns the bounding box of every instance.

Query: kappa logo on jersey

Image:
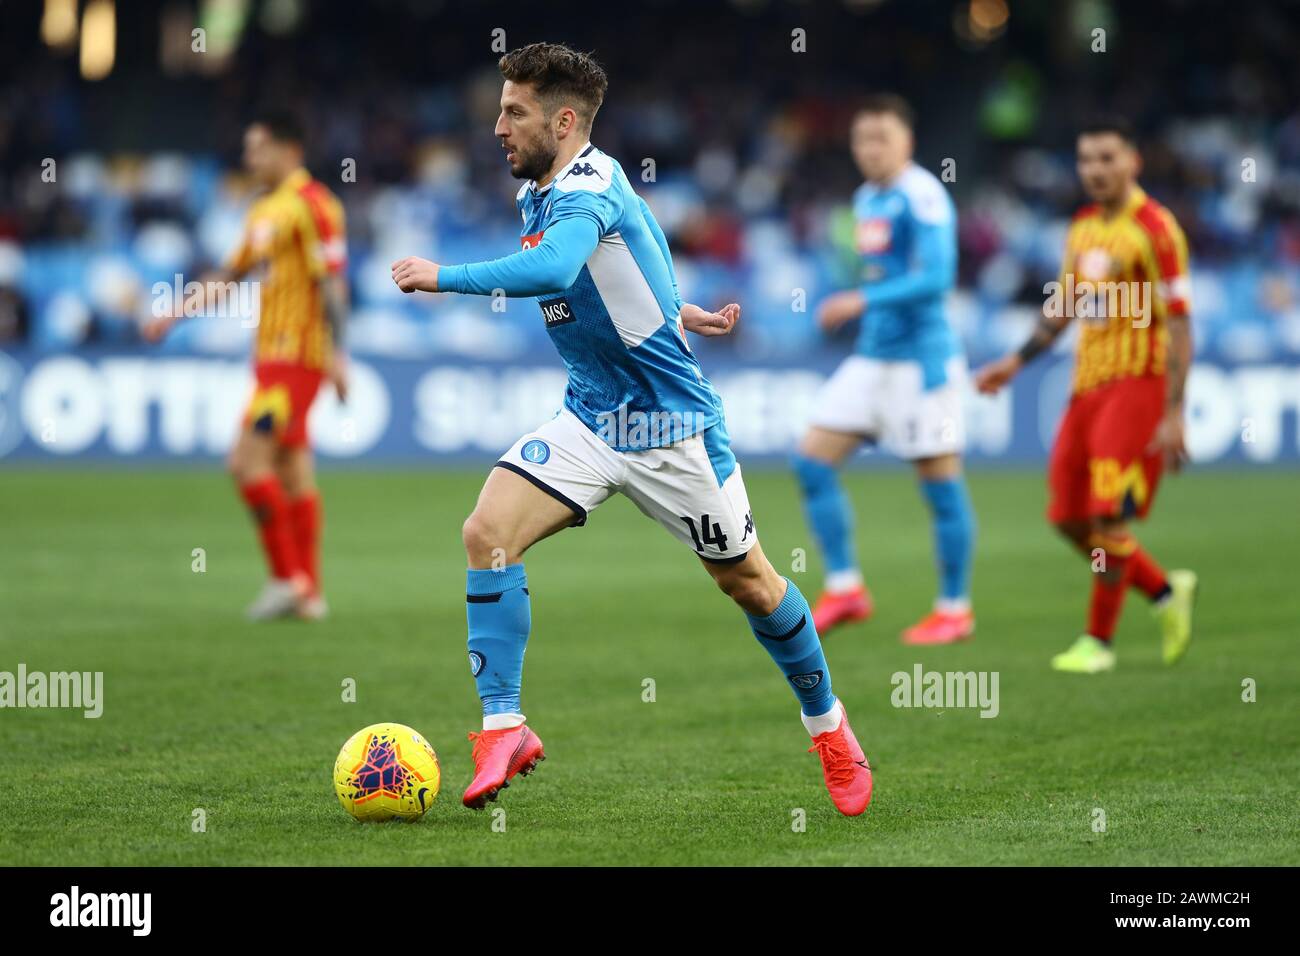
[520,439,551,465]
[789,670,824,690]
[469,651,486,676]
[567,161,601,179]
[538,296,576,329]
[520,230,545,250]
[856,217,892,254]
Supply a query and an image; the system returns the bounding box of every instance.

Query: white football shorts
[496,409,758,564]
[807,355,968,459]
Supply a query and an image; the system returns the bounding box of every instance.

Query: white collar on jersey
[530,141,596,194]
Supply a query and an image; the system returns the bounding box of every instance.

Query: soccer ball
[333,722,441,822]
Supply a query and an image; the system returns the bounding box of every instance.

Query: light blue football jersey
[510,144,724,451]
[850,163,960,388]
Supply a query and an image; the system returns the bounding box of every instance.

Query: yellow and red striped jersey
[1059,186,1190,393]
[227,168,347,370]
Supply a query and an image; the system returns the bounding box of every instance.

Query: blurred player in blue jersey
[391,44,871,816]
[793,95,977,646]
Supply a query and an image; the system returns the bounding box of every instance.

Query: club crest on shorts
[520,439,550,465]
[469,651,486,676]
[789,670,823,690]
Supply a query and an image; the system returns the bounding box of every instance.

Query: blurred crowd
[2,0,1299,364]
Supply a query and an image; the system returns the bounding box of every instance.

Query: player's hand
[140,312,177,344]
[327,352,350,404]
[391,257,440,294]
[1148,409,1189,473]
[973,354,1022,394]
[816,290,866,332]
[680,302,740,337]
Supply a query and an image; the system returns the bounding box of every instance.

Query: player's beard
[511,134,559,183]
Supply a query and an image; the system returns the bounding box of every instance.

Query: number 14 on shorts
[681,511,753,555]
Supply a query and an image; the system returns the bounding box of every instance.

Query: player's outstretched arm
[816,289,867,332]
[680,302,740,337]
[392,216,601,299]
[140,266,242,342]
[974,305,1073,394]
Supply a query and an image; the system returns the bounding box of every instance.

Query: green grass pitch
[0,467,1296,866]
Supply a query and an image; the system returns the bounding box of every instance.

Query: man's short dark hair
[251,109,305,147]
[855,93,914,130]
[1078,114,1136,145]
[498,42,608,130]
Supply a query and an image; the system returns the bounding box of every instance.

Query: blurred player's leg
[1048,515,1130,673]
[279,445,325,619]
[1047,379,1194,671]
[1083,518,1136,645]
[701,543,871,816]
[903,452,977,645]
[793,427,873,634]
[1057,517,1172,601]
[230,427,309,620]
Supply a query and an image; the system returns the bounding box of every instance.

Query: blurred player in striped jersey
[975,116,1197,673]
[793,95,978,646]
[144,111,349,621]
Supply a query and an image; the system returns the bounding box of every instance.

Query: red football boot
[901,608,975,646]
[811,585,874,635]
[808,701,872,816]
[462,724,545,809]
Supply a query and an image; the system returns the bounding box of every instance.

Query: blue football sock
[466,564,531,717]
[792,454,857,576]
[920,477,976,602]
[747,578,836,717]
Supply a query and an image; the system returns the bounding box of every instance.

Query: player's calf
[705,546,787,616]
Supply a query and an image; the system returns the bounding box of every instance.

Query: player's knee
[1053,519,1090,547]
[279,465,312,499]
[1089,516,1131,548]
[462,510,510,566]
[1092,516,1127,533]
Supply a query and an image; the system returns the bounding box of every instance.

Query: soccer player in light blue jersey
[792,95,978,646]
[391,43,872,816]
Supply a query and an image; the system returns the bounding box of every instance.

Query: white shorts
[497,409,758,564]
[808,355,968,459]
